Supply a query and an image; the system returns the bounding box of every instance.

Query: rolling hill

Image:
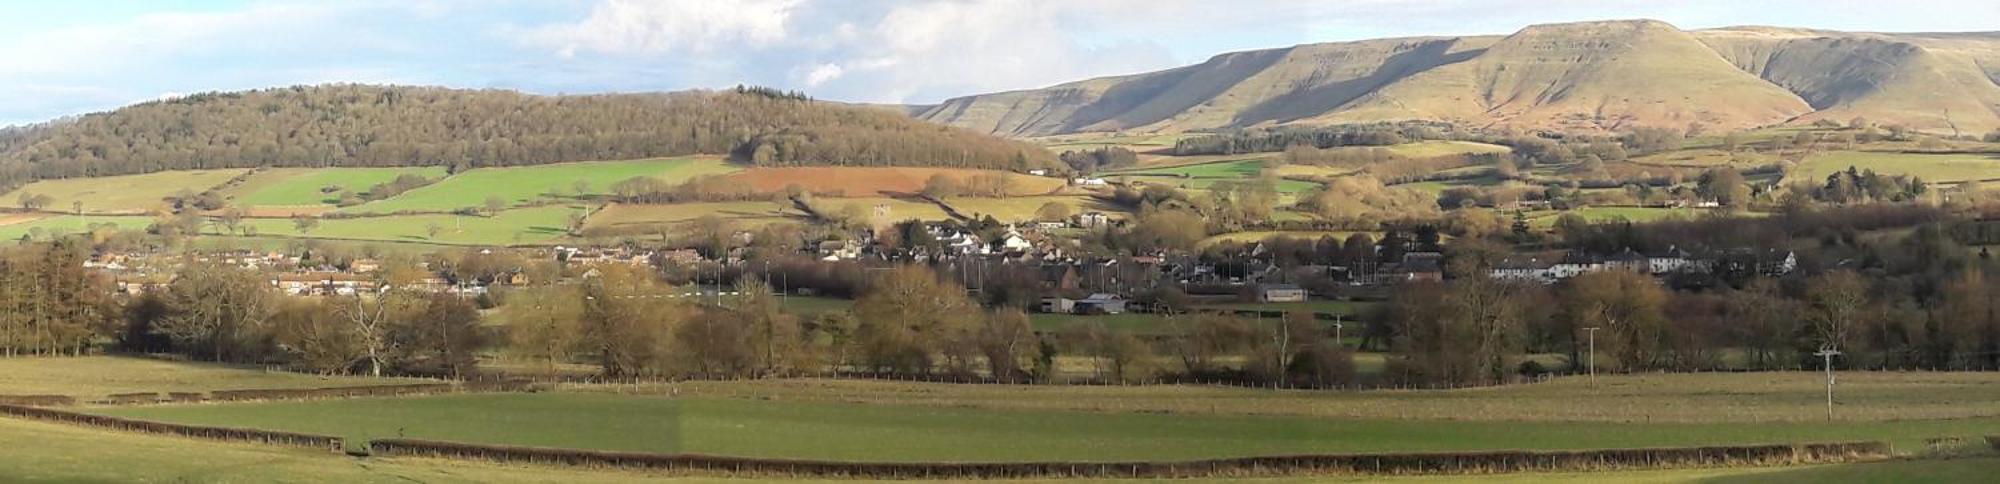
[0,85,1060,193]
[914,19,2000,136]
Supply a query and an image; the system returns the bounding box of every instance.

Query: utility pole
[1815,345,1842,421]
[1332,314,1344,349]
[1583,327,1600,382]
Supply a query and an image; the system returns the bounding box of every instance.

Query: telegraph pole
[1583,327,1600,382]
[1815,345,1842,421]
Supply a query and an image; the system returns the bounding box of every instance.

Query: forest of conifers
[0,85,1060,191]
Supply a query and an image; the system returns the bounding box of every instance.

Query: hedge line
[367,439,1889,478]
[209,383,456,402]
[0,395,74,406]
[0,404,343,451]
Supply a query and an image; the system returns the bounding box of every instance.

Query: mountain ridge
[914,19,2000,137]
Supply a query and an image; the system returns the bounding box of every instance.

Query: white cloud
[525,0,800,57]
[800,63,844,87]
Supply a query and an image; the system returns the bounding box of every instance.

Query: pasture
[243,205,582,245]
[1199,230,1374,247]
[943,195,1111,223]
[343,157,738,214]
[0,214,151,241]
[1,169,249,214]
[1527,206,1726,228]
[0,416,664,483]
[93,386,2000,463]
[1787,150,2000,184]
[814,197,953,223]
[0,411,1989,482]
[224,166,449,207]
[0,356,425,400]
[726,167,1067,197]
[665,371,2000,425]
[583,201,800,232]
[1105,159,1322,193]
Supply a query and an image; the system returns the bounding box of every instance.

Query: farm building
[1075,293,1128,314]
[1256,283,1307,303]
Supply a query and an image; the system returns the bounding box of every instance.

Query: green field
[226,166,450,207]
[0,214,152,241]
[817,197,953,222]
[1787,150,2000,184]
[1199,230,1375,247]
[92,390,2000,463]
[1,169,249,214]
[343,157,739,214]
[1201,300,1376,316]
[243,205,582,245]
[583,201,798,232]
[1029,312,1184,333]
[1527,206,1724,228]
[0,356,427,400]
[944,195,1113,223]
[5,411,1992,483]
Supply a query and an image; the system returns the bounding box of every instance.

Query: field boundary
[0,403,344,451]
[367,438,1889,478]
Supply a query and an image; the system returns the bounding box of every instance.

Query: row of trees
[1171,122,1453,155]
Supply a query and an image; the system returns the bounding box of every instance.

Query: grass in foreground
[0,356,427,400]
[92,392,2000,463]
[8,408,1995,483]
[660,372,2000,424]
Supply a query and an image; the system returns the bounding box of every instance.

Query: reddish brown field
[725,167,1066,197]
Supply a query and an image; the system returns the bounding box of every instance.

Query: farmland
[4,414,1990,484]
[0,214,151,241]
[943,195,1112,223]
[1104,159,1322,193]
[1,169,249,214]
[812,197,953,222]
[1786,150,2000,185]
[343,157,738,214]
[726,166,1067,196]
[0,356,426,401]
[1199,230,1375,247]
[583,201,800,232]
[91,389,2000,463]
[223,166,449,207]
[242,205,582,245]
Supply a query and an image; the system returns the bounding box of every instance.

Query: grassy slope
[244,205,582,245]
[583,201,798,231]
[0,214,152,241]
[1787,151,2000,184]
[227,166,449,206]
[1,169,248,214]
[343,157,737,214]
[0,356,427,400]
[944,195,1114,223]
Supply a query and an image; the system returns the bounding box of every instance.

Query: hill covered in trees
[915,20,2000,136]
[0,85,1060,191]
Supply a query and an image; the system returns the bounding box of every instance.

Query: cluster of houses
[1491,246,1796,284]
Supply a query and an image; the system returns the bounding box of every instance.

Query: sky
[2,0,1997,126]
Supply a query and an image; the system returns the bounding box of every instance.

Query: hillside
[0,85,1059,191]
[915,19,2000,136]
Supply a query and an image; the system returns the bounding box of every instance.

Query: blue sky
[3,0,1997,126]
